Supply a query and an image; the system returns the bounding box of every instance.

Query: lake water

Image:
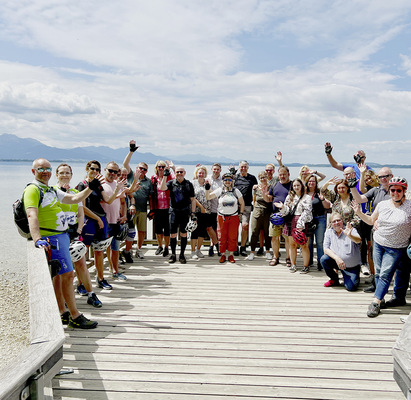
[2,160,411,277]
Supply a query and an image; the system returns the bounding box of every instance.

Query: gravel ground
[0,267,30,371]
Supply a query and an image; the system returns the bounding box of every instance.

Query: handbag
[282,197,301,224]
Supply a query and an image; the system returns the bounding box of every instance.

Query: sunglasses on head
[390,188,403,193]
[36,167,52,173]
[89,167,100,172]
[139,166,147,171]
[107,168,120,174]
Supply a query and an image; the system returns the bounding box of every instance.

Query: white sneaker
[265,252,272,260]
[135,249,145,259]
[361,264,370,276]
[247,253,255,261]
[191,251,198,260]
[196,250,205,258]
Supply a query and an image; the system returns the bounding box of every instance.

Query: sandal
[269,258,279,266]
[286,258,292,268]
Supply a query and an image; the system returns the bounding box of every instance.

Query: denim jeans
[320,254,360,291]
[373,242,408,301]
[309,215,327,266]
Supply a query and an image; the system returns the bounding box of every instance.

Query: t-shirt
[101,180,121,224]
[310,192,327,217]
[234,173,257,206]
[212,187,243,216]
[23,180,68,236]
[364,186,390,212]
[342,163,371,212]
[373,199,411,248]
[207,175,223,213]
[76,180,106,216]
[193,180,210,213]
[166,179,195,210]
[127,171,154,212]
[151,173,174,210]
[54,186,82,226]
[269,181,292,212]
[323,227,362,269]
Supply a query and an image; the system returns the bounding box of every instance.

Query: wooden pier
[53,247,407,399]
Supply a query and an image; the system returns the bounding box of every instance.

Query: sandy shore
[0,266,30,371]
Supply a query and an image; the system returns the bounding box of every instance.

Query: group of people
[22,141,411,325]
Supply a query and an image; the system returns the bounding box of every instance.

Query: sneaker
[113,272,127,280]
[361,264,370,276]
[363,276,376,293]
[300,266,310,274]
[196,250,205,258]
[324,279,340,287]
[228,255,235,263]
[122,250,133,263]
[208,245,215,257]
[119,254,125,265]
[289,265,297,273]
[257,247,264,256]
[96,277,113,290]
[61,311,70,325]
[239,246,248,257]
[246,253,255,261]
[365,274,375,284]
[219,255,226,263]
[265,252,272,260]
[215,243,221,256]
[76,283,88,296]
[191,251,198,260]
[317,264,323,271]
[234,247,239,256]
[68,314,98,329]
[367,302,381,318]
[169,254,177,264]
[135,249,145,259]
[179,254,187,264]
[384,297,406,308]
[155,246,163,255]
[87,293,103,308]
[163,247,169,257]
[400,316,409,323]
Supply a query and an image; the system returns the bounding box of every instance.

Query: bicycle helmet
[292,229,307,246]
[91,237,113,251]
[388,177,407,190]
[407,244,411,260]
[185,218,198,233]
[69,240,87,262]
[270,212,284,226]
[222,172,234,180]
[115,223,129,241]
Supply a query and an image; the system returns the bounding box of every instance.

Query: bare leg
[74,257,93,292]
[60,271,80,319]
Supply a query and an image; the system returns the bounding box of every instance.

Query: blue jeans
[309,215,327,266]
[320,255,360,291]
[373,242,408,301]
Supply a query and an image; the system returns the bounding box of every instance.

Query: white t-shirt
[211,187,243,216]
[373,199,411,248]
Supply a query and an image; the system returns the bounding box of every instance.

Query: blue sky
[1,1,411,164]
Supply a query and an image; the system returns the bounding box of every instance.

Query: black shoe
[87,293,103,308]
[119,254,125,265]
[61,311,70,325]
[96,277,113,290]
[155,246,164,255]
[234,247,239,256]
[317,264,323,271]
[122,250,134,263]
[208,245,214,257]
[68,314,98,329]
[163,247,169,257]
[215,243,221,256]
[367,302,381,318]
[384,297,406,308]
[256,247,264,256]
[169,254,176,264]
[363,284,376,293]
[179,254,187,264]
[240,246,248,257]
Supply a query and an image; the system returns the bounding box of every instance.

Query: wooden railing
[0,242,65,400]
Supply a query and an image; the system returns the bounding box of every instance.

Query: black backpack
[13,183,44,239]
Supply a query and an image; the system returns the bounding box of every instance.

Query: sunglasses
[265,169,273,172]
[107,168,120,174]
[89,167,100,172]
[378,174,391,179]
[157,166,165,169]
[224,178,232,182]
[139,167,148,171]
[36,167,52,173]
[176,171,184,174]
[390,188,403,193]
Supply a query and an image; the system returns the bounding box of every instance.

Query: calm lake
[2,160,411,278]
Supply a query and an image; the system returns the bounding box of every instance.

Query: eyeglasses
[36,167,52,173]
[157,166,165,169]
[58,172,72,176]
[107,168,120,174]
[332,219,342,223]
[176,171,184,174]
[139,167,148,171]
[378,174,391,179]
[390,188,403,193]
[89,167,100,172]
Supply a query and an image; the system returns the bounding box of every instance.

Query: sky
[1,0,411,164]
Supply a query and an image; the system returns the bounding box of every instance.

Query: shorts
[169,209,190,235]
[46,232,73,275]
[191,213,208,239]
[154,209,170,236]
[108,223,120,251]
[241,206,252,225]
[269,223,284,237]
[133,211,147,232]
[209,212,218,231]
[82,215,109,246]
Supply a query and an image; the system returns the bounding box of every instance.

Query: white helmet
[91,237,113,251]
[185,218,198,233]
[69,240,87,262]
